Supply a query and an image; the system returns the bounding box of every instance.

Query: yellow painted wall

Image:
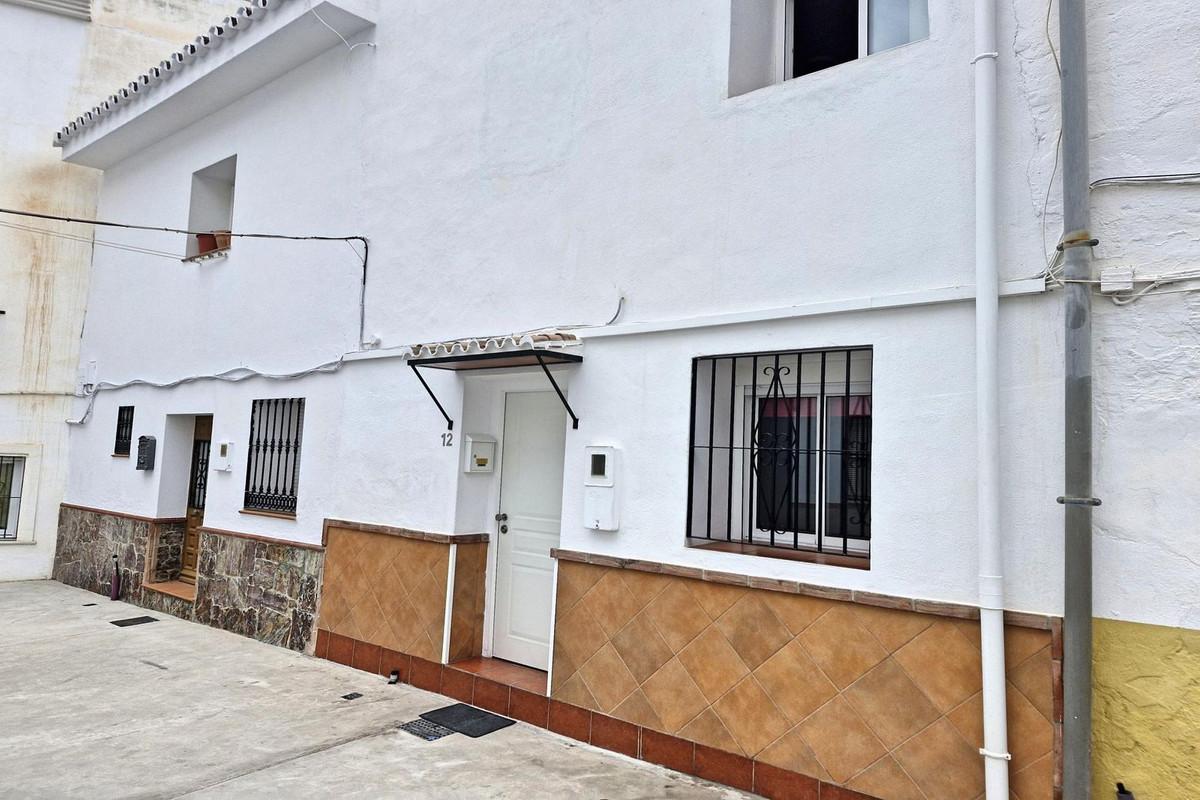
[1093,618,1200,799]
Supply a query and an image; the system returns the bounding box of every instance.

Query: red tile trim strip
[312,632,889,800]
[549,547,1061,630]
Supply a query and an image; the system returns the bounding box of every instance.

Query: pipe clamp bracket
[971,51,999,64]
[979,748,1012,761]
[1057,237,1100,251]
[1057,495,1102,506]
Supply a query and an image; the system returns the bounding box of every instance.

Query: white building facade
[0,0,229,581]
[44,1,1200,798]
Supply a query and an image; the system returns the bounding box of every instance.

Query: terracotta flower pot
[195,232,218,254]
[213,229,231,249]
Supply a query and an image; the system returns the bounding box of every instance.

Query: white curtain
[869,0,930,54]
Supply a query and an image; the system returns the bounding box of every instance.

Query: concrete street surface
[0,581,752,799]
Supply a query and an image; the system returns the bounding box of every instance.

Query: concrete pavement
[0,580,752,799]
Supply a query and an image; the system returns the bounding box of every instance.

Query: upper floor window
[729,0,930,97]
[3,0,91,21]
[244,398,305,516]
[0,456,25,541]
[114,405,134,456]
[687,347,872,564]
[186,155,237,260]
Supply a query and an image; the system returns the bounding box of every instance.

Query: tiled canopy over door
[551,561,1057,800]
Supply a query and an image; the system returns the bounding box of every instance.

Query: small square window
[185,155,237,259]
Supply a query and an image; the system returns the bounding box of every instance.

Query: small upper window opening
[729,0,930,97]
[185,155,237,259]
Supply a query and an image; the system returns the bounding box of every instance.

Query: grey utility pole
[1058,0,1096,796]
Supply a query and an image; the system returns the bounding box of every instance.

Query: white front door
[492,391,566,671]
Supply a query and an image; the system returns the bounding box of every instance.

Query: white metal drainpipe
[974,0,1012,797]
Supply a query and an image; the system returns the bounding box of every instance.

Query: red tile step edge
[315,630,880,800]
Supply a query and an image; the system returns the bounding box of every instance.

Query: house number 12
[441,432,454,447]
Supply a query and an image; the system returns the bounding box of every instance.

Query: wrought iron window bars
[114,406,134,456]
[687,347,872,559]
[244,398,304,515]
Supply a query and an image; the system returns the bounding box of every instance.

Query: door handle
[495,513,508,522]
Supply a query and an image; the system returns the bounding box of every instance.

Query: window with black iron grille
[114,406,134,456]
[1,456,26,541]
[243,398,305,515]
[189,439,211,510]
[687,348,872,560]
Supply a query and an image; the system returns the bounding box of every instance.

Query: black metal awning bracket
[410,363,454,431]
[535,352,580,429]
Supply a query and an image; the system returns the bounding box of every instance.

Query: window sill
[182,246,230,264]
[111,453,130,458]
[685,538,869,571]
[0,540,37,546]
[240,508,297,521]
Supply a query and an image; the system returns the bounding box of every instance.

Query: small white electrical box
[1100,266,1135,293]
[464,434,497,473]
[583,446,619,531]
[213,440,235,472]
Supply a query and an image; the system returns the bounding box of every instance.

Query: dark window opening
[793,0,860,78]
[0,455,25,540]
[687,348,872,560]
[244,398,305,515]
[114,406,134,456]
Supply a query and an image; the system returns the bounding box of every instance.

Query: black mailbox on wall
[136,436,156,470]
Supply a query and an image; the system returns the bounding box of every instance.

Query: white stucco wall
[0,0,233,581]
[59,0,1200,629]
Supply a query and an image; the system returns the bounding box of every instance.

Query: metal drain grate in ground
[398,719,456,742]
[109,616,158,627]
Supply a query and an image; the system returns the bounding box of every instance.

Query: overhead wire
[0,219,180,261]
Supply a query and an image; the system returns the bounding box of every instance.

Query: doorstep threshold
[143,580,196,603]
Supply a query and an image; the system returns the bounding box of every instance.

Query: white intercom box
[464,434,497,473]
[583,446,619,531]
[213,440,234,472]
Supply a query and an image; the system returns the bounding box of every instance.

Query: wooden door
[180,416,212,584]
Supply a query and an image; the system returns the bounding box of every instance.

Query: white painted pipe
[974,0,1011,797]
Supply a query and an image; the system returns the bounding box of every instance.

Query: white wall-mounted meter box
[213,440,235,472]
[583,445,619,531]
[464,434,497,473]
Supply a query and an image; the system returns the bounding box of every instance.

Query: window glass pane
[794,0,859,77]
[0,456,26,540]
[754,397,818,539]
[868,0,929,54]
[824,396,872,541]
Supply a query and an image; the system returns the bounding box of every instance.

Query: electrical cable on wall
[0,205,371,346]
[0,205,372,425]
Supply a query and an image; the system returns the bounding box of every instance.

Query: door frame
[486,389,567,669]
[460,368,573,671]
